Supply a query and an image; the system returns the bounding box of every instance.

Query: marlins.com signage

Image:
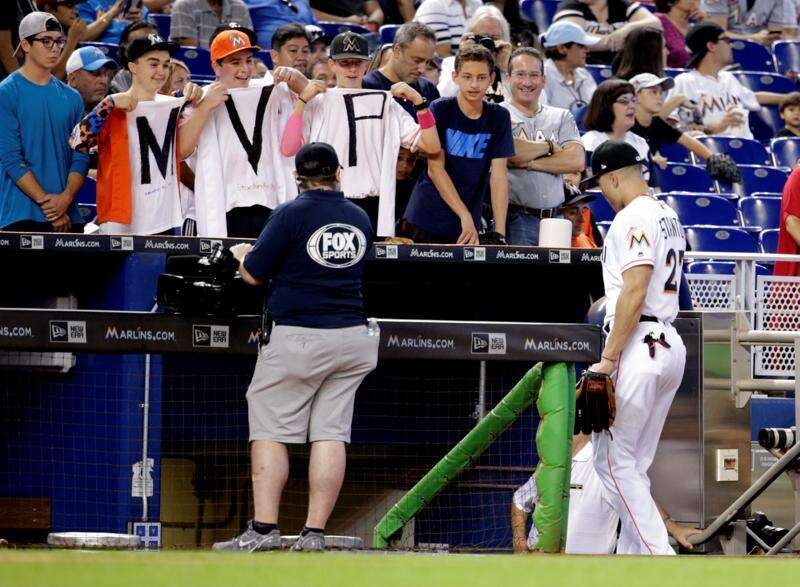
[306,223,367,268]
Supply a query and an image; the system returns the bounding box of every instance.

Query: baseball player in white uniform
[513,435,618,554]
[576,140,687,555]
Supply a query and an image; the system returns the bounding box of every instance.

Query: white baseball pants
[589,322,685,555]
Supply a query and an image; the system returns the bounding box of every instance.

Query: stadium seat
[77,41,118,62]
[730,39,775,71]
[760,228,780,253]
[596,221,612,240]
[151,13,171,41]
[174,46,213,76]
[668,190,738,201]
[256,50,273,69]
[738,196,781,229]
[587,195,615,222]
[75,177,96,205]
[684,225,760,253]
[686,260,770,276]
[664,68,687,78]
[379,24,400,44]
[772,40,800,74]
[717,165,789,196]
[733,71,795,94]
[520,0,560,31]
[695,136,772,165]
[749,105,782,143]
[585,64,612,85]
[318,22,371,39]
[658,141,693,164]
[77,203,96,223]
[770,137,800,168]
[660,194,739,226]
[653,163,715,193]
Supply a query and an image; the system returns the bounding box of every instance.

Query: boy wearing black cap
[667,22,786,139]
[281,31,441,238]
[71,33,227,234]
[221,142,378,553]
[0,12,89,232]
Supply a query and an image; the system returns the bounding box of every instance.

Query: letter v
[224,85,274,174]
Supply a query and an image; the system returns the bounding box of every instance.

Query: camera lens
[478,35,496,52]
[758,427,796,450]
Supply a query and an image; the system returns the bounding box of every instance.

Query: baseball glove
[574,370,616,434]
[706,153,742,184]
[479,231,507,245]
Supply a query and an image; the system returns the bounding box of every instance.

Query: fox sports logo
[307,223,367,269]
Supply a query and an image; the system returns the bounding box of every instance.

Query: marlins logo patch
[627,227,650,249]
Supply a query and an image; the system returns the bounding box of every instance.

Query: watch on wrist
[413,99,429,111]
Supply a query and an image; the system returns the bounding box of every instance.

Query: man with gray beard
[501,47,585,246]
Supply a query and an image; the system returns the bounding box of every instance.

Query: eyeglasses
[32,36,67,50]
[615,97,638,105]
[510,71,543,80]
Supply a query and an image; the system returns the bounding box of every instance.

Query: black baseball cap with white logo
[126,34,178,63]
[330,31,370,60]
[295,142,341,178]
[580,141,646,188]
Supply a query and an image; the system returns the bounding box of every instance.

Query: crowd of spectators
[2,0,800,264]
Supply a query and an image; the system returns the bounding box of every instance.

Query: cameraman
[438,5,513,103]
[219,142,379,553]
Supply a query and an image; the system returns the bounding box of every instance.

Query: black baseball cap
[295,143,341,178]
[686,22,727,69]
[562,183,595,208]
[330,31,370,61]
[580,141,646,188]
[126,34,178,63]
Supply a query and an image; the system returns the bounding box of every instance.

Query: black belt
[508,203,561,219]
[603,314,660,334]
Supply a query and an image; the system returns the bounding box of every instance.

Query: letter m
[136,106,180,184]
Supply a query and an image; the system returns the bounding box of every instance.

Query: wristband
[418,109,435,129]
[601,354,617,363]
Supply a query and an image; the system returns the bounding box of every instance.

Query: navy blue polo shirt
[243,189,374,328]
[362,70,440,121]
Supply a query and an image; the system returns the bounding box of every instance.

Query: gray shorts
[246,323,379,444]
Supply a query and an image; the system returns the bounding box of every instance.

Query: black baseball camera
[758,427,796,450]
[464,33,497,53]
[157,243,262,316]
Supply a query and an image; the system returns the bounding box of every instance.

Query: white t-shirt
[101,94,186,235]
[414,0,483,54]
[303,88,421,236]
[513,442,595,550]
[667,70,760,139]
[581,130,650,182]
[602,195,687,327]
[193,80,297,237]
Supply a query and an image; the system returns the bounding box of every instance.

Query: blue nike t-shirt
[403,97,514,240]
[243,189,374,329]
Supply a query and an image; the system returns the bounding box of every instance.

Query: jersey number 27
[664,248,685,293]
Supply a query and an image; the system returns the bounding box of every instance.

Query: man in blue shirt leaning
[402,44,513,244]
[0,12,88,232]
[219,142,379,553]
